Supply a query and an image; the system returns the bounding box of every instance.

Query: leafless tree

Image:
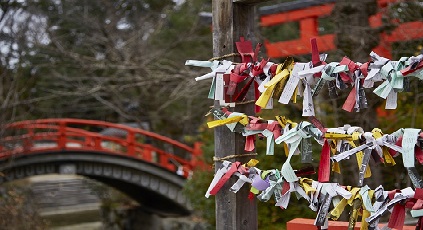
[1,0,213,140]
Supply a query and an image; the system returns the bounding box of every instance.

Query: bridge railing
[0,119,202,178]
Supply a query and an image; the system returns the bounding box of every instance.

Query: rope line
[213,153,258,162]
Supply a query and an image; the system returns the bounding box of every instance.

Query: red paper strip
[318,139,331,182]
[222,107,230,115]
[236,37,254,63]
[389,137,402,157]
[310,38,326,78]
[223,74,233,103]
[388,189,401,200]
[233,78,254,102]
[308,116,326,133]
[360,62,370,77]
[295,166,316,177]
[247,117,267,130]
[311,38,320,66]
[254,81,261,114]
[415,188,423,200]
[339,57,358,83]
[400,60,423,76]
[230,68,246,83]
[248,191,255,200]
[281,180,290,195]
[209,162,240,195]
[252,59,268,76]
[406,200,415,209]
[267,121,282,139]
[269,64,278,76]
[342,87,357,112]
[227,74,246,96]
[415,146,423,164]
[388,204,406,230]
[413,200,423,210]
[227,64,247,96]
[245,135,255,152]
[416,217,423,230]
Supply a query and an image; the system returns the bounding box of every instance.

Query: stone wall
[101,206,210,230]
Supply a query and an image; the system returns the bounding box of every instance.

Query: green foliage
[183,122,215,227]
[184,169,216,228]
[261,22,300,42]
[185,110,316,229]
[318,17,335,35]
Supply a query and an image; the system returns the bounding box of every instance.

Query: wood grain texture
[212,1,258,229]
[233,0,269,4]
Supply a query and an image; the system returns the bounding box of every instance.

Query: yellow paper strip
[256,69,290,108]
[207,115,245,128]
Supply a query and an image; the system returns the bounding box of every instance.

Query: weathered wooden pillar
[212,0,262,229]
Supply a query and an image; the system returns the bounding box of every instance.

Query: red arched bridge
[0,118,202,216]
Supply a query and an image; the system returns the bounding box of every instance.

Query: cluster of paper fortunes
[207,160,423,230]
[204,108,423,229]
[186,37,423,229]
[186,38,423,115]
[206,107,423,186]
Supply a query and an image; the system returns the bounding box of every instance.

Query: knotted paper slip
[187,37,423,230]
[207,107,423,185]
[187,38,423,115]
[206,160,423,230]
[204,105,423,229]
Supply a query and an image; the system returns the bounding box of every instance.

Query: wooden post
[212,0,261,229]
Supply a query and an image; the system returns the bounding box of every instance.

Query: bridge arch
[0,151,191,216]
[0,119,202,216]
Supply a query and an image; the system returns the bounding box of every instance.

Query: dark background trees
[1,0,213,140]
[1,0,423,229]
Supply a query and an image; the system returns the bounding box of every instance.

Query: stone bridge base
[101,206,209,230]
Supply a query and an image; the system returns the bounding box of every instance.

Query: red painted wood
[0,119,201,178]
[260,0,422,58]
[300,17,318,40]
[383,21,423,42]
[369,12,383,28]
[265,34,335,58]
[126,130,135,156]
[286,218,416,230]
[58,121,66,149]
[373,42,392,59]
[260,4,334,26]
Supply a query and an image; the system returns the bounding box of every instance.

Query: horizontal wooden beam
[260,0,336,15]
[264,34,335,58]
[383,21,423,43]
[260,4,334,26]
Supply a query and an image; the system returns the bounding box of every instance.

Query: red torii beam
[261,0,423,59]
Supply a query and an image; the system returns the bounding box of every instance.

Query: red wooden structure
[261,0,423,59]
[0,118,202,178]
[286,218,415,230]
